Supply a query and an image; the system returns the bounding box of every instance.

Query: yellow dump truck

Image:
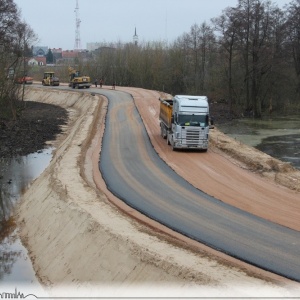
[159,95,212,151]
[68,67,91,89]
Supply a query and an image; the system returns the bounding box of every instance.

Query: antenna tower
[74,0,81,50]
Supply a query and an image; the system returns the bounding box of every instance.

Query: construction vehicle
[159,95,212,151]
[15,75,33,84]
[42,72,60,86]
[68,67,91,89]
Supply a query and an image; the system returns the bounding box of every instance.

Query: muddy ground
[0,101,68,158]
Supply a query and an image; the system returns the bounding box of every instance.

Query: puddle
[0,148,52,291]
[218,115,300,169]
[256,134,300,168]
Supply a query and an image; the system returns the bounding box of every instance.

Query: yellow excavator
[68,67,91,89]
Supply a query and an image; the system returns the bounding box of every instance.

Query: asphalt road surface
[97,89,300,282]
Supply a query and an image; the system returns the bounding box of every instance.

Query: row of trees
[85,0,300,117]
[2,0,300,120]
[0,0,36,120]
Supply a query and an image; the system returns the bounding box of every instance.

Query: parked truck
[159,95,212,151]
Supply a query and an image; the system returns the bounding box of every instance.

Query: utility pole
[74,0,81,50]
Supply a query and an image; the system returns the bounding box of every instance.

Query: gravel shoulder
[14,86,300,297]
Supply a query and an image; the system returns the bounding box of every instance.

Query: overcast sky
[14,0,291,50]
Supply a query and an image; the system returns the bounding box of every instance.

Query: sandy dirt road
[16,85,300,297]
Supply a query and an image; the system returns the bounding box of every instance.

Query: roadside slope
[17,87,299,297]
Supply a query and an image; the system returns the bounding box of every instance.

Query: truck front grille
[182,128,207,145]
[186,130,200,143]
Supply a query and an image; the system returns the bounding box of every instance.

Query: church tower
[133,27,138,46]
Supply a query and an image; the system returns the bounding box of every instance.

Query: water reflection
[257,134,300,168]
[0,149,52,221]
[0,148,52,283]
[218,115,300,170]
[0,220,20,281]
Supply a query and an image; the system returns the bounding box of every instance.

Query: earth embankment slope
[17,86,299,296]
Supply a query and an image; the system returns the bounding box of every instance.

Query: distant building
[51,48,62,62]
[52,48,63,54]
[32,46,48,57]
[133,27,138,45]
[87,43,102,51]
[28,56,47,66]
[62,50,79,59]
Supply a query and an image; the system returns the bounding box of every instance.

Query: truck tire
[163,127,167,139]
[167,135,170,145]
[160,126,164,138]
[171,137,176,151]
[161,124,168,139]
[160,124,165,139]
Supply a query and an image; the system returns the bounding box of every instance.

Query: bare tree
[0,0,20,120]
[285,0,300,100]
[213,0,286,117]
[0,0,36,121]
[213,7,240,114]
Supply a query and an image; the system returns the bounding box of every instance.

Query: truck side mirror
[209,117,214,129]
[206,115,209,125]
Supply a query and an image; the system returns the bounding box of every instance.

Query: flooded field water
[218,115,300,170]
[0,148,52,291]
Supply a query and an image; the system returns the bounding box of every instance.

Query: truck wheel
[171,142,177,151]
[171,138,177,151]
[161,124,167,139]
[160,125,164,138]
[167,135,170,145]
[163,128,167,139]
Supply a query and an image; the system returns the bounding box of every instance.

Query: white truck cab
[170,95,210,151]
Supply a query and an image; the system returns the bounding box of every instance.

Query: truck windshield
[178,114,208,127]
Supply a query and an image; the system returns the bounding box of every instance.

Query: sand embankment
[17,87,299,297]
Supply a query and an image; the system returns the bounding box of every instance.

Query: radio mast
[74,0,81,50]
